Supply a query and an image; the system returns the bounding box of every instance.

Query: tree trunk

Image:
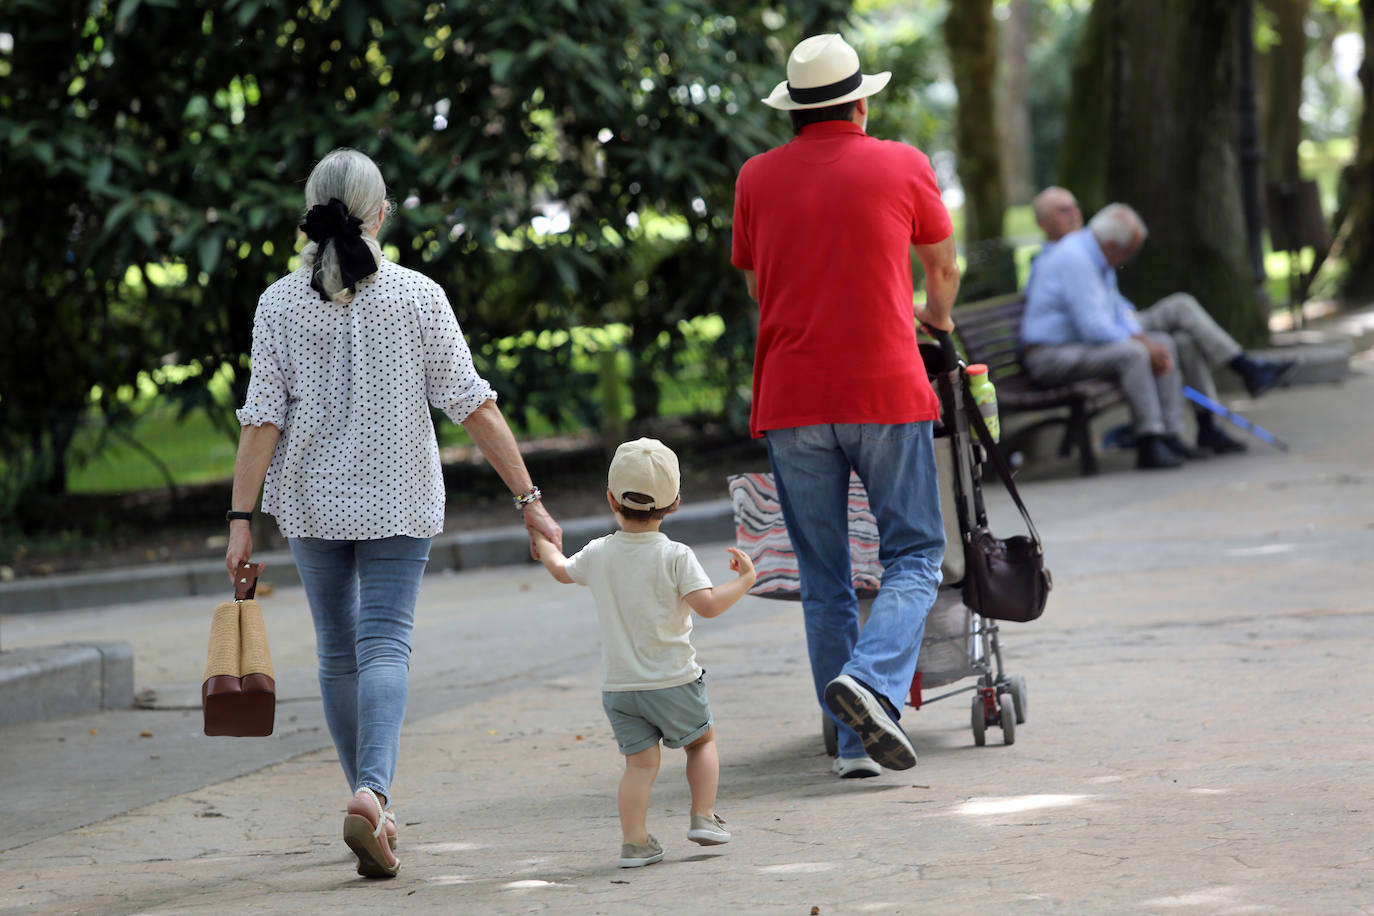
[946,0,1016,300]
[996,0,1035,206]
[1258,0,1309,185]
[1337,0,1374,302]
[1058,0,1267,345]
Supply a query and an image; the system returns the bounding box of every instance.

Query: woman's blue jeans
[765,422,945,760]
[289,535,432,801]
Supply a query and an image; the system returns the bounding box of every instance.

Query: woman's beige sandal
[344,787,400,878]
[384,808,397,851]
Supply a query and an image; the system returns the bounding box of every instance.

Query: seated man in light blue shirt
[1021,203,1194,470]
[1026,191,1297,460]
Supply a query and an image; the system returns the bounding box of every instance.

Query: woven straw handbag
[202,561,276,736]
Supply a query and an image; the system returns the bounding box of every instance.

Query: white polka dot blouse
[236,257,496,540]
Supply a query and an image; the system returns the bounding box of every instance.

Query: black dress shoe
[1243,359,1299,398]
[1137,435,1184,469]
[1160,434,1202,460]
[1197,424,1248,454]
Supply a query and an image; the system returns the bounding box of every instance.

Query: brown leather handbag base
[203,672,276,737]
[202,562,277,737]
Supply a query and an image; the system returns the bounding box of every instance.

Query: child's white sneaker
[619,835,664,867]
[687,813,730,845]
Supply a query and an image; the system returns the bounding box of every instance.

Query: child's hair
[613,492,680,522]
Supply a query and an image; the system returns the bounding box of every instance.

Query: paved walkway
[2,352,1372,914]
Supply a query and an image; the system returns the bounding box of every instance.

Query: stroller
[727,330,1030,749]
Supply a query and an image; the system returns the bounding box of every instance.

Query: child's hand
[529,529,552,561]
[726,547,756,582]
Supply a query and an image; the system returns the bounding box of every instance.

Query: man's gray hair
[302,148,388,304]
[1089,202,1147,249]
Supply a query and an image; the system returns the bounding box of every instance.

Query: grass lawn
[56,316,730,495]
[65,403,240,494]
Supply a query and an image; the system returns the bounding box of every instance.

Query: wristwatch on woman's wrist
[512,485,541,511]
[226,510,254,523]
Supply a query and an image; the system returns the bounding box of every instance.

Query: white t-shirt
[565,531,714,691]
[236,258,496,540]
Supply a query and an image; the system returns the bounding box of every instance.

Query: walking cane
[1182,386,1291,452]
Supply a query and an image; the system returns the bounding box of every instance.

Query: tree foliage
[0,0,849,518]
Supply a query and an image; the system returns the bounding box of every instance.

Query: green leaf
[115,0,141,29]
[183,95,209,120]
[169,217,203,254]
[59,134,85,159]
[88,157,112,190]
[489,50,516,83]
[102,196,137,236]
[198,233,222,275]
[552,253,579,293]
[342,5,367,47]
[31,140,55,167]
[132,210,156,246]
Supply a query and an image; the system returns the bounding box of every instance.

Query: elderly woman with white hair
[225,148,562,878]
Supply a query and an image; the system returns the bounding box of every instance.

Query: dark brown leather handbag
[960,385,1053,623]
[202,562,276,736]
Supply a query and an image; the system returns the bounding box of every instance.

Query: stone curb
[0,498,738,616]
[0,641,134,725]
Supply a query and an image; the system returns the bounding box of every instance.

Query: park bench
[952,292,1127,476]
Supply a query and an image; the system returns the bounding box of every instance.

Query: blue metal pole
[1182,386,1290,452]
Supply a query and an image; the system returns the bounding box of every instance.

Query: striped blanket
[727,470,976,687]
[727,471,883,600]
[730,440,965,598]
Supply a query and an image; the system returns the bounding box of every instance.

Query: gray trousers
[1023,332,1185,437]
[1136,293,1243,401]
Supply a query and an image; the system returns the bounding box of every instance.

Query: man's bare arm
[912,235,960,331]
[742,269,758,302]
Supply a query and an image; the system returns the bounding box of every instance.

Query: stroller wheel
[971,695,987,747]
[1009,674,1028,725]
[822,713,838,757]
[999,693,1016,746]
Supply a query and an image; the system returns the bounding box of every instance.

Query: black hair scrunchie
[301,197,375,301]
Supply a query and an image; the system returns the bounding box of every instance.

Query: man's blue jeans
[765,422,945,760]
[289,535,432,801]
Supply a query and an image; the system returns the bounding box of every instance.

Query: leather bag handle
[233,561,260,601]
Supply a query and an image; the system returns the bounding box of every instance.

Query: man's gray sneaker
[687,813,731,845]
[831,755,882,778]
[823,674,917,770]
[619,834,664,868]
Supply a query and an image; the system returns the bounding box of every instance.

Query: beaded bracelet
[512,485,542,511]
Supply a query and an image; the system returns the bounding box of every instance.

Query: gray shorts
[602,673,713,756]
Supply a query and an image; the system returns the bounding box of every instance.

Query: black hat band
[787,68,862,105]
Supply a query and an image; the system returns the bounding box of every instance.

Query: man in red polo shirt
[732,34,960,778]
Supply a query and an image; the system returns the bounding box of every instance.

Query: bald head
[1033,186,1083,242]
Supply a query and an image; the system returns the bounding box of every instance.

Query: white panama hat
[762,34,890,111]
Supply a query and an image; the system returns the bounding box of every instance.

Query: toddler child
[530,437,756,868]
